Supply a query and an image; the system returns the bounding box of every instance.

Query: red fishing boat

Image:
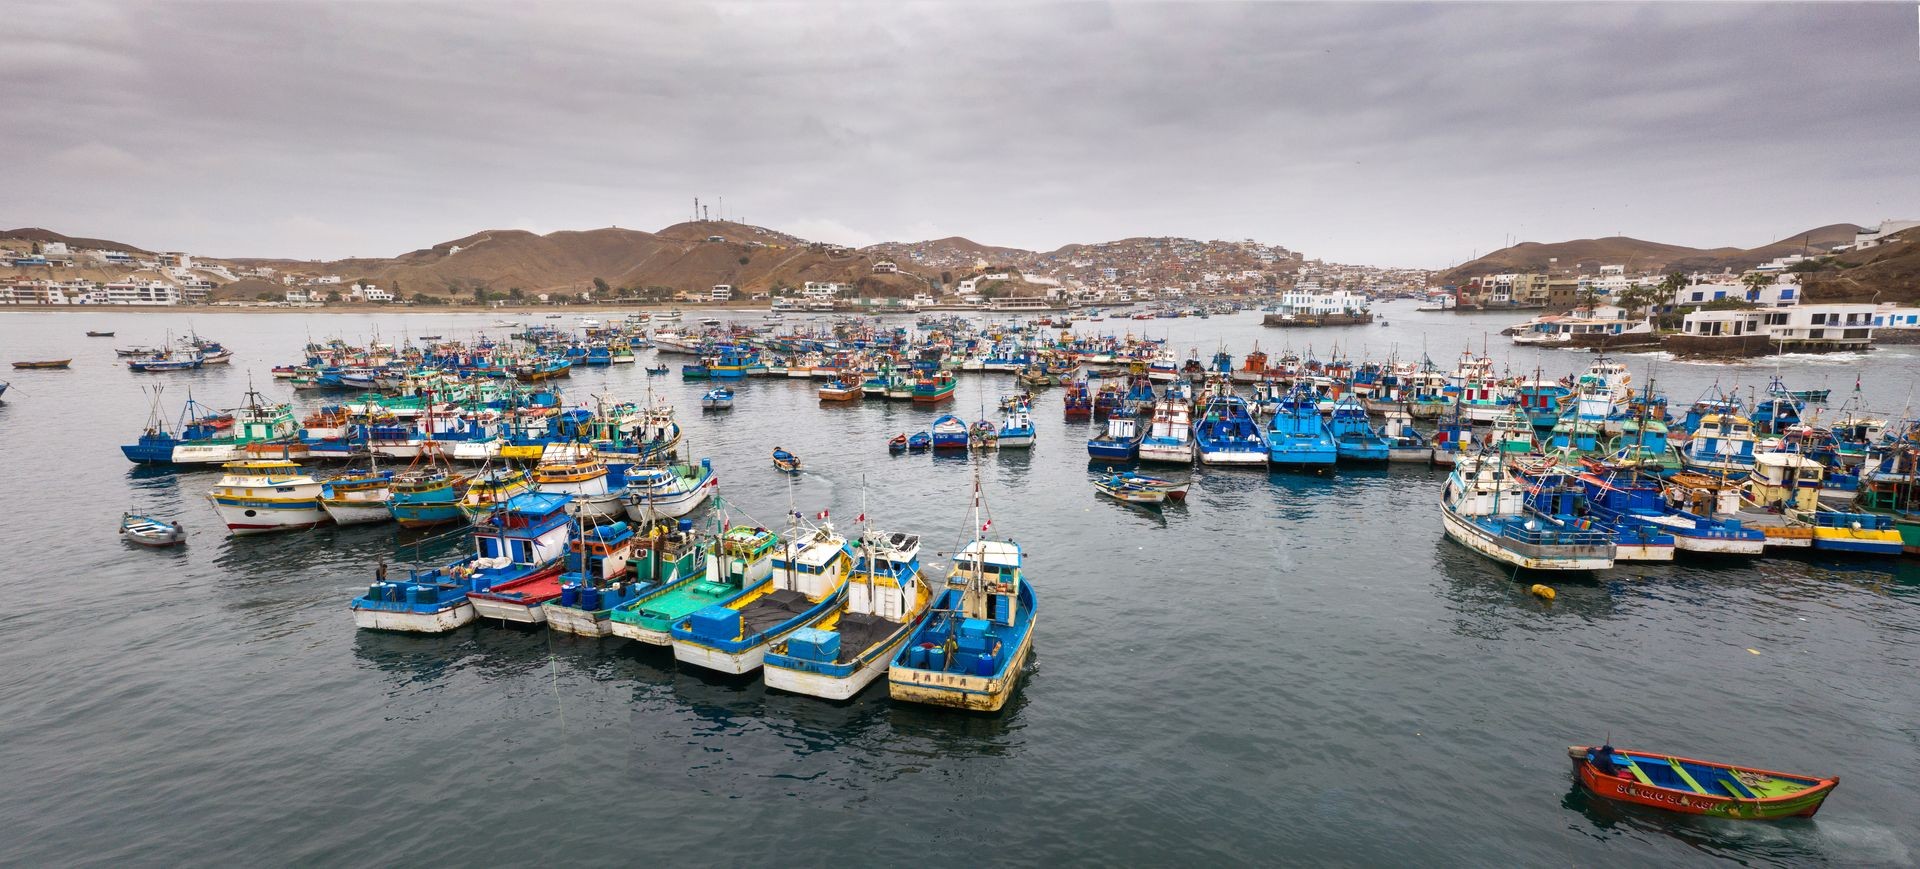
[1568,745,1837,819]
[1062,380,1092,421]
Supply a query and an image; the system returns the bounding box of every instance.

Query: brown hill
[243,222,932,298]
[1440,224,1863,283]
[1803,227,1920,303]
[2,227,151,254]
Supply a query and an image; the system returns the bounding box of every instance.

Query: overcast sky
[4,2,1915,267]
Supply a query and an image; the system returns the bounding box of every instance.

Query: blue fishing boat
[349,492,574,633]
[1682,385,1744,434]
[998,409,1036,449]
[931,414,969,451]
[700,386,734,410]
[670,523,853,674]
[1680,414,1758,473]
[1750,378,1804,435]
[1086,415,1145,461]
[1521,463,1674,561]
[1325,395,1392,463]
[1265,385,1336,468]
[1192,394,1265,465]
[889,475,1037,711]
[546,521,650,636]
[772,447,803,474]
[388,468,470,528]
[1514,379,1572,429]
[1439,454,1615,570]
[1578,465,1765,556]
[907,431,932,452]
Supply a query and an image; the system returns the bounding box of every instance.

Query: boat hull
[671,637,774,675]
[321,498,392,525]
[211,500,332,535]
[1440,506,1612,570]
[609,619,670,645]
[1198,448,1266,466]
[469,596,550,623]
[763,632,907,701]
[545,606,614,637]
[1569,747,1836,820]
[351,602,475,633]
[1137,443,1194,464]
[887,614,1036,712]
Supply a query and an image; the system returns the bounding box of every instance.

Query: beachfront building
[1279,287,1369,317]
[801,281,841,301]
[711,284,734,301]
[1872,305,1920,330]
[1677,303,1875,351]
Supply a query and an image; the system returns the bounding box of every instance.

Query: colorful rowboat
[1568,745,1837,819]
[120,512,185,547]
[773,448,803,474]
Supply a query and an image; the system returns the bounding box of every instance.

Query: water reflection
[1433,538,1620,636]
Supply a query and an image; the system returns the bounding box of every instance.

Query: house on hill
[872,259,898,274]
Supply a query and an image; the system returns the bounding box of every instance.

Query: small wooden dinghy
[120,512,186,547]
[888,433,908,454]
[817,380,860,402]
[1568,745,1837,819]
[907,431,932,452]
[645,364,669,375]
[11,359,71,369]
[86,330,115,337]
[772,447,803,474]
[1094,471,1175,505]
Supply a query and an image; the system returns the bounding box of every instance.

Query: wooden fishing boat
[907,431,932,452]
[120,512,185,547]
[888,433,909,454]
[1095,472,1168,505]
[645,363,670,375]
[817,380,861,402]
[669,523,852,674]
[764,528,930,700]
[772,447,803,474]
[701,386,734,410]
[11,359,71,369]
[86,330,115,337]
[1568,745,1837,819]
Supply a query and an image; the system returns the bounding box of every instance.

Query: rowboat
[701,386,734,410]
[120,512,185,547]
[11,359,71,369]
[1095,472,1168,505]
[907,431,931,451]
[888,433,909,454]
[817,380,860,402]
[86,330,115,337]
[772,447,803,474]
[645,363,670,375]
[1568,745,1837,819]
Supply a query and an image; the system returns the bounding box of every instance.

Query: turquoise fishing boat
[669,523,853,674]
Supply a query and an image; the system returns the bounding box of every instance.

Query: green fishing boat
[608,525,779,644]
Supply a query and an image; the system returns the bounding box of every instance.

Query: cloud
[1,2,1915,267]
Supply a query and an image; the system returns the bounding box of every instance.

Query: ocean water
[1,304,1916,867]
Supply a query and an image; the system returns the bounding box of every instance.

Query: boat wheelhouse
[609,524,777,645]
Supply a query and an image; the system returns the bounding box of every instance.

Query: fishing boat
[1680,414,1758,474]
[764,528,930,700]
[1093,469,1171,505]
[1086,415,1145,461]
[1440,454,1615,570]
[351,492,574,632]
[1193,394,1266,466]
[912,369,957,404]
[1325,395,1391,463]
[1380,409,1431,463]
[126,352,204,373]
[1568,745,1837,819]
[545,521,646,637]
[462,492,588,623]
[931,414,969,451]
[1854,434,1920,553]
[1743,453,1903,555]
[889,476,1037,712]
[1264,385,1336,468]
[818,379,861,402]
[1062,380,1092,420]
[319,468,394,525]
[998,409,1037,449]
[1521,462,1674,562]
[457,467,536,519]
[120,513,185,547]
[772,447,803,474]
[622,459,716,520]
[645,363,670,375]
[670,523,853,674]
[969,419,999,451]
[1138,393,1195,465]
[701,386,734,410]
[1485,405,1537,457]
[11,359,71,370]
[888,433,909,454]
[609,524,777,645]
[206,460,332,535]
[532,444,628,520]
[1578,466,1765,557]
[907,431,932,452]
[387,467,470,528]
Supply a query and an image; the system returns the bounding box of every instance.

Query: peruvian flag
[981,519,992,532]
[856,513,865,523]
[815,509,830,520]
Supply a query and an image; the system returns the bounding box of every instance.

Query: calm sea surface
[1,303,1917,866]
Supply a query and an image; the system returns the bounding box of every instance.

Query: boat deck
[830,612,896,663]
[740,588,813,633]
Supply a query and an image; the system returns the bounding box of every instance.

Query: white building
[1279,288,1369,316]
[1671,281,1801,308]
[100,280,181,305]
[711,284,734,301]
[1680,303,1875,348]
[363,287,394,302]
[1871,305,1920,330]
[1849,220,1920,251]
[285,289,310,303]
[871,260,898,274]
[801,281,841,300]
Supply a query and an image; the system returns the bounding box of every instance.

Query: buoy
[1529,584,1556,601]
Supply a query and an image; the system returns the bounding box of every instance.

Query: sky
[3,2,1916,268]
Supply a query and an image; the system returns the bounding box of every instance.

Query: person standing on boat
[376,560,388,583]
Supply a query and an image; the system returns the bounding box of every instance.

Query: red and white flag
[981,519,992,531]
[815,509,830,520]
[856,513,865,523]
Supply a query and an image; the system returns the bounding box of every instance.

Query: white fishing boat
[1439,454,1615,570]
[206,460,332,535]
[622,459,717,520]
[120,512,185,547]
[531,444,627,520]
[669,523,853,675]
[764,528,929,700]
[319,469,394,525]
[1138,395,1195,464]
